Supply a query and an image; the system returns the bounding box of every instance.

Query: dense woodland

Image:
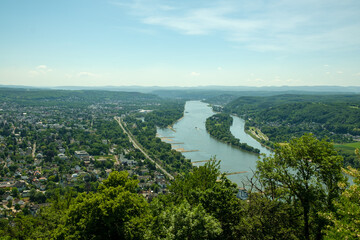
[0,88,161,107]
[144,101,185,128]
[224,94,360,167]
[205,113,260,154]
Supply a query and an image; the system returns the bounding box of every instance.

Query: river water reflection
[157,101,271,185]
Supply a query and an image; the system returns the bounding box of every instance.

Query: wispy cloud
[190,71,200,77]
[29,65,53,76]
[112,0,360,52]
[143,7,262,35]
[78,72,99,78]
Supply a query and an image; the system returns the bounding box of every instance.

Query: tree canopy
[256,134,347,240]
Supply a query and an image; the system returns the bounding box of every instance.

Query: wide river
[157,101,271,185]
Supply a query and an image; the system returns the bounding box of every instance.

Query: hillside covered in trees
[224,94,360,167]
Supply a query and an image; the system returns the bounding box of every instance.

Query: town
[0,89,182,217]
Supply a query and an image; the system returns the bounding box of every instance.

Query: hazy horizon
[1,1,360,87]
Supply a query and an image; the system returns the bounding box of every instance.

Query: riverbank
[228,113,273,152]
[205,113,261,154]
[157,100,265,186]
[244,128,273,151]
[166,114,184,131]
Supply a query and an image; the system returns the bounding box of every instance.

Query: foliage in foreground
[1,135,359,240]
[322,149,360,239]
[257,134,347,240]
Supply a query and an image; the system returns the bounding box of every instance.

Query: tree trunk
[303,202,310,240]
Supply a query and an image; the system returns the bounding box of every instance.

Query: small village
[0,94,171,218]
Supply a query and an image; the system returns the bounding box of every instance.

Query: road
[114,116,174,180]
[32,142,36,158]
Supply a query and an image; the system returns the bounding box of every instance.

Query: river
[157,101,271,185]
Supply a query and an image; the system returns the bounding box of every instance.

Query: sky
[0,0,360,87]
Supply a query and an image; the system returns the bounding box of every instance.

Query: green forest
[0,88,161,107]
[224,94,360,167]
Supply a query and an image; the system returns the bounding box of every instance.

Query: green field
[334,142,360,154]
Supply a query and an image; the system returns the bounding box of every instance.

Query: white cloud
[37,65,48,70]
[143,7,262,35]
[190,71,200,76]
[28,65,53,77]
[337,71,343,74]
[217,67,222,71]
[78,72,99,78]
[114,0,360,52]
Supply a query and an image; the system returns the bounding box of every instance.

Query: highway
[114,116,174,180]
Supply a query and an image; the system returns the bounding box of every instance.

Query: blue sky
[0,0,360,87]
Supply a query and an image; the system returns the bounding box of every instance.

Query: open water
[157,101,271,185]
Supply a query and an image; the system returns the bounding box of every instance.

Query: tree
[11,187,19,198]
[14,204,21,210]
[256,134,346,240]
[7,199,13,208]
[54,171,150,239]
[30,190,46,204]
[169,158,244,239]
[99,170,138,192]
[148,200,222,240]
[236,192,303,240]
[323,149,360,239]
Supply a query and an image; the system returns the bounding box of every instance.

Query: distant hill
[1,84,360,93]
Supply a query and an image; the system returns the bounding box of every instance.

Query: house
[138,175,151,182]
[139,109,153,113]
[38,177,47,182]
[14,199,25,206]
[6,195,13,201]
[29,203,50,216]
[74,150,90,161]
[156,174,165,180]
[22,190,31,197]
[0,181,14,188]
[13,180,27,191]
[105,169,112,176]
[156,179,167,189]
[57,153,68,160]
[21,176,29,181]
